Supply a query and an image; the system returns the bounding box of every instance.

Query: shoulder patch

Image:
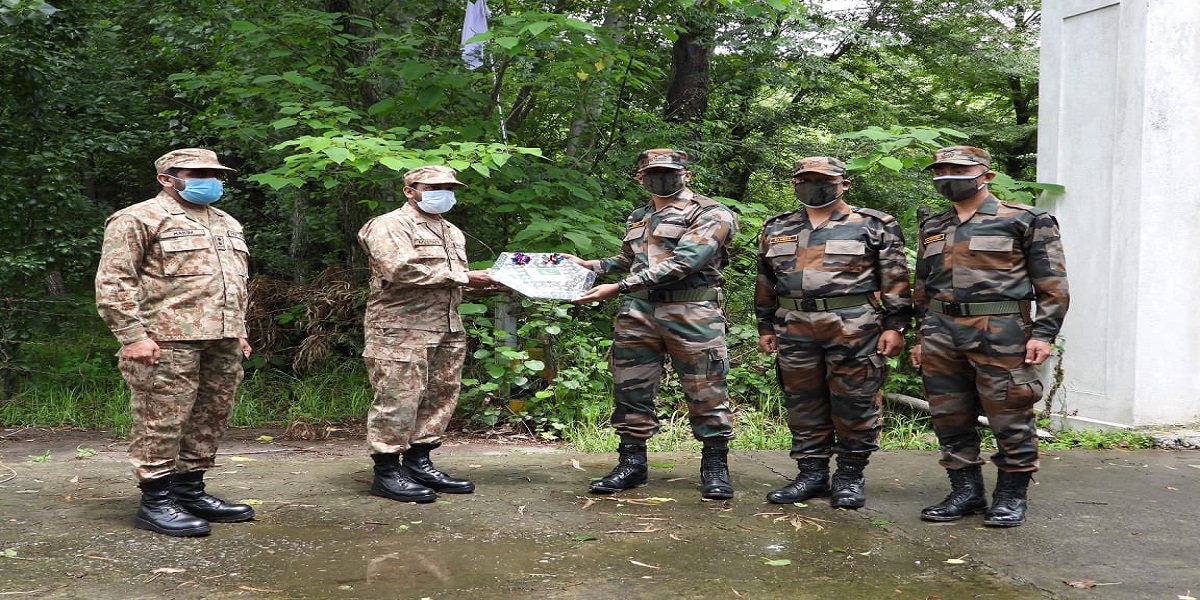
[763,210,799,226]
[1000,201,1047,216]
[768,235,798,244]
[919,208,952,226]
[627,220,647,230]
[852,206,895,222]
[922,233,946,245]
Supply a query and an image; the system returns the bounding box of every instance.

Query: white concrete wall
[1039,0,1200,427]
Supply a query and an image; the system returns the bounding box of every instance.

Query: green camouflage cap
[404,165,466,187]
[927,146,992,169]
[792,156,847,177]
[636,148,689,172]
[155,148,236,173]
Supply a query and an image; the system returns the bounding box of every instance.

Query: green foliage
[458,297,613,440]
[1041,429,1154,450]
[1,0,1071,446]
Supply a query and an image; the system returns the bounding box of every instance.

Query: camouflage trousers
[919,312,1042,472]
[363,329,467,455]
[774,305,885,459]
[119,338,244,483]
[610,297,734,443]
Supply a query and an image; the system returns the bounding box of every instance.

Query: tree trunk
[663,17,713,129]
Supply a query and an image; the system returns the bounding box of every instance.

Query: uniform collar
[797,205,849,224]
[401,200,444,223]
[154,190,188,215]
[976,194,1001,216]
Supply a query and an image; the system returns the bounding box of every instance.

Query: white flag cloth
[461,0,489,70]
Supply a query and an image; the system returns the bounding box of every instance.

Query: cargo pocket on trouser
[1005,365,1044,409]
[705,346,729,380]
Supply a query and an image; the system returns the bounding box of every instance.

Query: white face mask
[416,189,457,214]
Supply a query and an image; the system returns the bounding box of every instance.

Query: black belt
[928,298,1022,317]
[627,289,722,302]
[777,294,872,312]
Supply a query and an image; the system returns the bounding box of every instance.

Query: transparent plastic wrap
[487,252,597,300]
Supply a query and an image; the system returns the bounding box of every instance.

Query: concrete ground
[0,428,1196,599]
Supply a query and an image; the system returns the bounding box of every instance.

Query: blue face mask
[416,189,457,214]
[170,176,224,205]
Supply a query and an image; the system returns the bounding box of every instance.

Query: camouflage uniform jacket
[755,205,913,334]
[358,202,469,342]
[595,192,738,291]
[915,194,1069,342]
[95,191,250,344]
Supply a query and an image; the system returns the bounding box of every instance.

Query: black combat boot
[371,453,437,503]
[920,465,988,522]
[172,470,256,523]
[135,475,210,537]
[402,443,475,494]
[830,454,869,509]
[766,456,830,504]
[699,444,734,500]
[589,443,648,494]
[983,470,1033,527]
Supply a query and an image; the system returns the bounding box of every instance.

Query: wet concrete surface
[0,430,1196,599]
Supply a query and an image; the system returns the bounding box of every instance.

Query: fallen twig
[0,464,16,484]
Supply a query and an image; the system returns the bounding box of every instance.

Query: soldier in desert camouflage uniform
[96,148,255,537]
[568,148,739,500]
[756,156,913,509]
[358,165,495,503]
[912,146,1069,527]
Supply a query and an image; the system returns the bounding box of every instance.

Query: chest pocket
[967,235,1019,270]
[968,236,1015,252]
[764,241,799,272]
[821,239,867,271]
[652,222,688,254]
[622,224,647,256]
[653,223,687,239]
[159,231,214,276]
[922,239,946,258]
[414,238,448,262]
[226,231,250,276]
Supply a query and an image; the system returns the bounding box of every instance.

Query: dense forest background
[0,0,1052,444]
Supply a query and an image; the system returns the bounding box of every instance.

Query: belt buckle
[944,301,963,317]
[799,298,818,311]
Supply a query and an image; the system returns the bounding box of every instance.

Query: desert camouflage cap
[792,156,847,177]
[636,148,689,172]
[155,148,236,174]
[927,145,992,169]
[404,165,466,187]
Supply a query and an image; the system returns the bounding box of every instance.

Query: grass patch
[564,396,942,452]
[0,375,132,434]
[1041,428,1153,450]
[1,361,375,437]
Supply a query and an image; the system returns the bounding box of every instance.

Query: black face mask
[793,181,842,208]
[642,171,685,197]
[933,174,985,202]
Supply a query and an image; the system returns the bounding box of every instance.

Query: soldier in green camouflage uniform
[568,148,739,500]
[358,165,495,504]
[756,156,914,509]
[96,148,255,537]
[912,146,1069,527]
